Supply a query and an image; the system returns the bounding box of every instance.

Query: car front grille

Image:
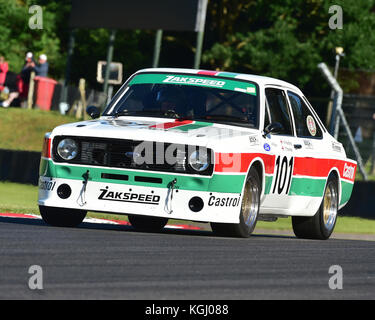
[52,136,213,176]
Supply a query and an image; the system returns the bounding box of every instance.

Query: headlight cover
[188,150,210,172]
[57,138,78,161]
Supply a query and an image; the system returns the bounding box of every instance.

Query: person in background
[18,52,36,100]
[0,56,9,92]
[34,54,48,77]
[21,52,35,83]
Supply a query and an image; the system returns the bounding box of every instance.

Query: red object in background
[17,75,28,99]
[34,76,57,110]
[0,61,8,91]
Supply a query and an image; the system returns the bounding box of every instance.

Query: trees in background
[0,0,374,96]
[203,0,375,94]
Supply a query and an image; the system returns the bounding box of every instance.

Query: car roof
[135,68,303,95]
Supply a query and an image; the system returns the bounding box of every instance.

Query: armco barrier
[0,149,40,185]
[0,148,374,219]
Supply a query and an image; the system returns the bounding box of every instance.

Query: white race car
[38,68,356,239]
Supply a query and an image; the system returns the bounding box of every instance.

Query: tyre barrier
[339,181,375,219]
[0,149,40,186]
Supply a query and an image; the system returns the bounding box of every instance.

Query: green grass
[0,181,374,235]
[0,108,77,152]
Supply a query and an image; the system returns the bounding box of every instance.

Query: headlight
[188,150,209,172]
[57,139,78,160]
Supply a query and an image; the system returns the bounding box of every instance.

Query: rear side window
[287,91,322,138]
[265,88,293,136]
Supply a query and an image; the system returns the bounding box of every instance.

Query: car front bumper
[38,176,243,224]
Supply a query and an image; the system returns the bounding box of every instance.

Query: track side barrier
[0,149,40,185]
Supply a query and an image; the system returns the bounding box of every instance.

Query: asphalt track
[0,215,374,300]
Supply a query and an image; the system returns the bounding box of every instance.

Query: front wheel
[211,167,261,238]
[39,205,87,227]
[292,176,339,240]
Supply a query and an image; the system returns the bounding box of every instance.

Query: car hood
[51,117,258,148]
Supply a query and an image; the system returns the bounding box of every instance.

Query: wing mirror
[263,122,283,137]
[86,106,100,119]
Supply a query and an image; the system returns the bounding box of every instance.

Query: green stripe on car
[39,159,245,193]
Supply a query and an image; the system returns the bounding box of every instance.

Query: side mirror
[263,122,283,137]
[86,106,100,119]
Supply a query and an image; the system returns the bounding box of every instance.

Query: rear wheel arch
[326,168,341,206]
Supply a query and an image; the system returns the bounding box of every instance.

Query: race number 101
[272,156,294,195]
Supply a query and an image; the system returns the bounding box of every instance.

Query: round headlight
[57,139,78,160]
[188,150,209,172]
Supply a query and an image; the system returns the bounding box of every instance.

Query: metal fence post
[318,62,368,181]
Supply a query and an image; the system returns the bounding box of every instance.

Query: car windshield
[104,73,259,128]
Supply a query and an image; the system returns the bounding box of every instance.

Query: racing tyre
[39,205,87,227]
[128,215,168,232]
[211,167,260,238]
[292,175,339,240]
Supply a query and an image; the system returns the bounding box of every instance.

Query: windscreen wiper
[197,115,248,122]
[113,110,158,118]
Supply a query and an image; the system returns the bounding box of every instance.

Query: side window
[287,91,322,138]
[265,88,293,135]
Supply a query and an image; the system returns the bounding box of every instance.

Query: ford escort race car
[38,68,357,239]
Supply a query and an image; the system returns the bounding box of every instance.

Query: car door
[261,87,297,212]
[286,90,328,208]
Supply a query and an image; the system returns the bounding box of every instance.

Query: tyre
[39,205,87,227]
[128,215,168,232]
[211,166,261,238]
[292,175,339,240]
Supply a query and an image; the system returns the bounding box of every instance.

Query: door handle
[294,144,302,149]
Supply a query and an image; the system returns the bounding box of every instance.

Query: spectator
[0,56,8,92]
[18,52,36,100]
[21,52,36,84]
[34,54,49,77]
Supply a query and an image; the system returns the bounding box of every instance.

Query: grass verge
[0,108,77,152]
[0,181,374,234]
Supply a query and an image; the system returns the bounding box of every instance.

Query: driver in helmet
[155,87,185,116]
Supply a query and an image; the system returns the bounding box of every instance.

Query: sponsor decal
[303,139,314,149]
[280,140,293,152]
[343,163,355,180]
[263,143,271,152]
[208,195,241,207]
[163,75,225,88]
[332,142,342,152]
[306,115,317,136]
[248,135,259,146]
[38,179,56,191]
[98,187,160,205]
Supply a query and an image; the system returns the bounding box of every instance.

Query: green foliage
[0,0,62,77]
[0,0,374,95]
[203,0,375,93]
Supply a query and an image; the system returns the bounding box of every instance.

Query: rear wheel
[211,167,260,238]
[39,205,87,227]
[128,215,168,232]
[292,176,339,240]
